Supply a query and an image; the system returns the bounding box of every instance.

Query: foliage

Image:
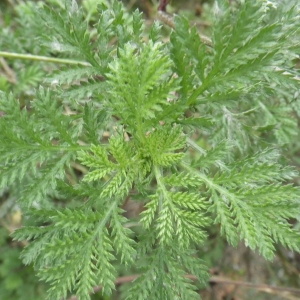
[0,0,300,299]
[0,225,46,300]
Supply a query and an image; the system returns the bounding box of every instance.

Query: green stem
[154,165,174,212]
[180,161,235,200]
[187,72,215,106]
[95,200,118,237]
[154,165,165,211]
[0,51,91,66]
[186,137,207,155]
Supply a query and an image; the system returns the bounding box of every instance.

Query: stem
[186,137,207,155]
[158,0,169,12]
[180,161,235,201]
[0,51,91,66]
[94,200,118,237]
[0,57,17,83]
[154,165,166,211]
[157,11,213,48]
[187,71,215,105]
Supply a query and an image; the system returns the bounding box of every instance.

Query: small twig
[0,197,16,219]
[193,20,211,27]
[0,51,91,66]
[158,0,169,12]
[157,10,213,48]
[157,10,176,29]
[208,275,300,295]
[157,0,213,48]
[0,57,17,83]
[123,222,140,228]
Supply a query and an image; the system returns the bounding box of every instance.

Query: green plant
[0,227,46,300]
[1,0,300,299]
